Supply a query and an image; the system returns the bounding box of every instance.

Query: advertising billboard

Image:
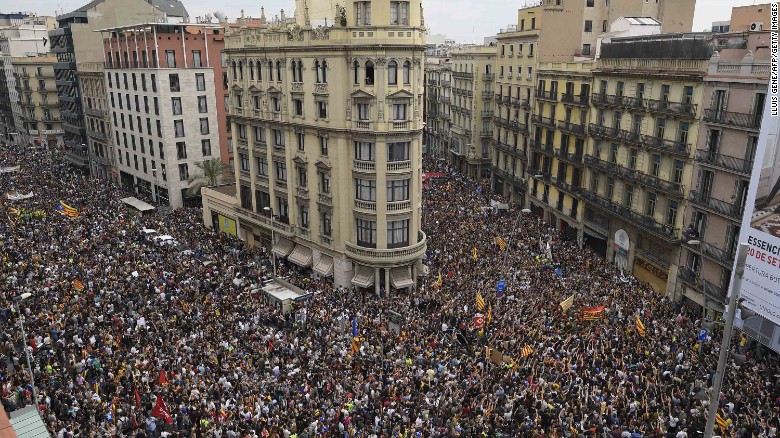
[736,69,780,351]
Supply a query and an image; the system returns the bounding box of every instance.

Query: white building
[594,17,662,59]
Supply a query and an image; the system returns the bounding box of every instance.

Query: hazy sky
[14,0,765,42]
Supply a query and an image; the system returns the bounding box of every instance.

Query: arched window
[403,61,411,85]
[256,60,262,81]
[365,61,374,86]
[321,60,327,83]
[291,60,299,82]
[268,61,274,82]
[231,61,237,80]
[276,61,282,81]
[297,60,303,82]
[249,61,254,80]
[315,60,321,83]
[353,60,360,84]
[388,61,398,85]
[238,61,243,81]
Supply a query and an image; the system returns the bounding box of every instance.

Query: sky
[13,0,766,43]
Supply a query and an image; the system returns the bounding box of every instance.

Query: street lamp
[12,292,39,411]
[263,206,277,278]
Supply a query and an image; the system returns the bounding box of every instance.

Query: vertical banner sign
[736,20,780,351]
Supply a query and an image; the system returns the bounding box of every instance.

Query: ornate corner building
[203,0,427,293]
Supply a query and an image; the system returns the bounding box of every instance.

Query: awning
[351,265,375,288]
[390,266,415,289]
[313,255,334,277]
[288,244,313,267]
[272,237,295,257]
[415,259,430,276]
[120,196,155,212]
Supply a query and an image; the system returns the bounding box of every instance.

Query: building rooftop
[94,21,222,32]
[623,17,662,26]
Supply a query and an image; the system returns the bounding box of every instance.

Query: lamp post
[12,292,39,411]
[264,206,277,278]
[703,243,748,438]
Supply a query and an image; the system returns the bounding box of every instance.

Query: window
[277,196,289,220]
[606,178,615,199]
[154,97,159,115]
[174,120,184,137]
[387,179,410,201]
[673,160,684,184]
[387,219,409,248]
[271,96,280,112]
[646,192,657,216]
[256,157,268,175]
[240,185,252,209]
[650,154,661,177]
[667,200,679,226]
[240,153,250,172]
[679,122,690,144]
[392,103,407,120]
[355,178,376,201]
[297,167,308,187]
[610,144,618,163]
[254,126,266,143]
[388,142,410,161]
[176,142,187,159]
[314,60,327,83]
[661,84,671,101]
[581,44,591,55]
[355,1,372,25]
[238,124,247,140]
[159,143,165,160]
[356,219,377,247]
[273,129,285,147]
[198,96,208,113]
[390,1,409,24]
[253,95,261,110]
[354,141,374,161]
[584,20,592,32]
[172,97,182,115]
[602,20,608,32]
[164,50,176,68]
[357,103,370,120]
[192,50,202,68]
[169,74,180,92]
[655,118,666,139]
[178,163,189,181]
[321,211,332,236]
[235,92,244,108]
[319,171,331,193]
[151,74,157,92]
[275,161,287,182]
[353,60,360,84]
[293,98,303,116]
[200,118,210,135]
[388,61,398,85]
[365,61,375,85]
[202,139,212,156]
[586,0,594,6]
[316,101,328,119]
[320,136,328,155]
[628,148,637,169]
[403,61,411,84]
[624,185,634,208]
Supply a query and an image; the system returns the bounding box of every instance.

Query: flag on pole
[73,279,85,291]
[486,305,493,324]
[434,272,442,288]
[472,245,478,261]
[559,294,574,312]
[521,345,534,357]
[635,314,646,337]
[157,369,168,385]
[495,237,507,250]
[476,292,486,311]
[582,305,606,321]
[134,386,141,409]
[56,200,79,218]
[351,336,360,354]
[151,394,173,425]
[715,413,731,431]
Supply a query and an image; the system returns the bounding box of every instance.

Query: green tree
[187,158,233,195]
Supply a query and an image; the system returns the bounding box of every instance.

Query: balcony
[482,110,494,118]
[683,239,736,268]
[646,99,696,118]
[535,90,557,101]
[550,176,577,195]
[387,200,412,212]
[584,155,684,198]
[688,190,744,221]
[588,124,640,146]
[483,73,495,81]
[63,148,89,167]
[439,112,451,121]
[703,108,762,131]
[345,231,428,265]
[520,99,531,110]
[392,121,410,130]
[354,199,377,212]
[495,93,502,101]
[438,95,451,104]
[492,167,527,189]
[557,120,586,136]
[554,149,583,165]
[452,72,474,79]
[694,149,752,176]
[482,91,494,99]
[233,206,294,237]
[640,133,690,158]
[590,93,644,111]
[387,160,412,172]
[502,96,511,105]
[441,80,451,88]
[494,116,509,128]
[318,193,332,205]
[579,190,680,243]
[495,141,527,160]
[353,160,376,172]
[510,121,529,134]
[84,107,107,118]
[480,130,494,138]
[88,130,107,141]
[354,120,372,130]
[531,114,555,128]
[530,138,554,155]
[561,93,589,106]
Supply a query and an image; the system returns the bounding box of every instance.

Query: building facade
[527,61,592,242]
[101,23,224,208]
[12,56,64,147]
[449,46,495,179]
[202,0,427,292]
[49,0,188,172]
[423,57,452,159]
[677,31,770,316]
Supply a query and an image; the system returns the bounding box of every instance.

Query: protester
[0,145,778,438]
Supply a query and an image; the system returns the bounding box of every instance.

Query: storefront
[632,257,669,294]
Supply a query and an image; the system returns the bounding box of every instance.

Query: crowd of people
[1,145,779,437]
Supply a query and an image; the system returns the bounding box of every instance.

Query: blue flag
[352,319,358,338]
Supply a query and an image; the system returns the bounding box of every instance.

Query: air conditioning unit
[750,22,763,31]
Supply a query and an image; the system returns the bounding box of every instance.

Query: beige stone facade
[423,57,452,160]
[202,0,427,292]
[11,55,63,147]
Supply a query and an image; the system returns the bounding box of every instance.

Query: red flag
[157,369,168,385]
[134,386,141,409]
[151,394,174,424]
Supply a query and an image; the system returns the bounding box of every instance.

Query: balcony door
[712,89,727,116]
[699,170,714,198]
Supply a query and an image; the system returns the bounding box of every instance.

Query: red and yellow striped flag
[495,237,507,250]
[73,279,85,291]
[476,292,486,311]
[521,345,534,357]
[635,314,646,337]
[472,245,478,261]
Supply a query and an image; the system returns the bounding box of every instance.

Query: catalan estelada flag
[73,279,85,291]
[715,413,731,431]
[635,314,646,337]
[495,237,507,250]
[582,305,606,321]
[57,200,79,218]
[351,337,360,354]
[476,292,486,311]
[521,345,534,357]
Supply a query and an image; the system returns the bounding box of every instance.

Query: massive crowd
[1,145,779,438]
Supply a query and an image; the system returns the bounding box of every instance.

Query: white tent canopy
[120,197,155,212]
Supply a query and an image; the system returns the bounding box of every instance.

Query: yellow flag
[476,292,486,311]
[559,294,574,312]
[472,246,478,261]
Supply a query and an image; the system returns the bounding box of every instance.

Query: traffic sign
[697,329,707,342]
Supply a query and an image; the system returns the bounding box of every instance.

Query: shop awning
[313,255,334,277]
[120,196,155,212]
[390,266,415,289]
[272,237,295,257]
[288,244,313,267]
[415,259,430,276]
[351,265,375,288]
